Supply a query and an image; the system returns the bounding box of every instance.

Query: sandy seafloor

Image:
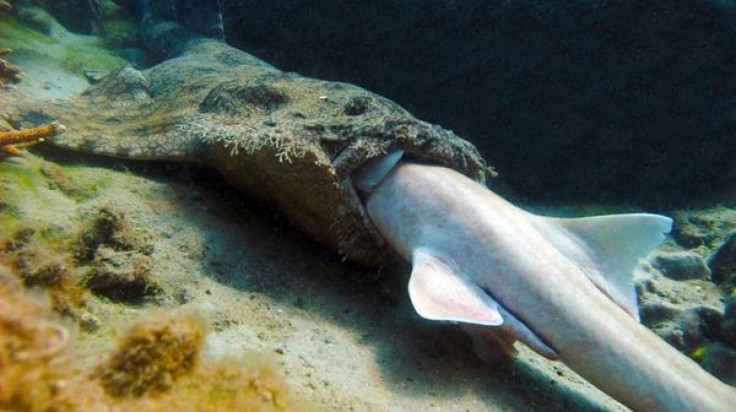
[1,13,733,411]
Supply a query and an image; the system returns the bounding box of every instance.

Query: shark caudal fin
[534,213,673,321]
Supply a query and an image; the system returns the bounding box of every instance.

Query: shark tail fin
[535,213,673,321]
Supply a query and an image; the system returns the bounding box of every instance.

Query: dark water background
[222,0,736,207]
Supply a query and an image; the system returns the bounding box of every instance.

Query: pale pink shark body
[354,156,736,411]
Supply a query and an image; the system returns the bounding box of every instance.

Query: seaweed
[97,312,205,398]
[2,226,85,317]
[74,206,136,263]
[73,206,160,304]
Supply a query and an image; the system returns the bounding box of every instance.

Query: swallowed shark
[354,152,736,411]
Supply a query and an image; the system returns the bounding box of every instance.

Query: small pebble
[79,312,101,332]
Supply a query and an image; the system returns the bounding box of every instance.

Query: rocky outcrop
[652,251,711,281]
[22,0,103,33]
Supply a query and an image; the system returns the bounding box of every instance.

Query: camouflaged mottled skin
[7,26,490,266]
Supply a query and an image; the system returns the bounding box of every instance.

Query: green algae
[0,162,44,234]
[40,162,114,202]
[0,157,113,203]
[59,40,127,75]
[0,17,55,47]
[0,15,126,78]
[0,160,40,192]
[101,17,138,48]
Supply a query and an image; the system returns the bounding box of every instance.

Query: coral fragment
[0,123,66,155]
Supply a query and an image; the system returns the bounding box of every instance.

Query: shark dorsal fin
[534,213,672,321]
[408,248,503,326]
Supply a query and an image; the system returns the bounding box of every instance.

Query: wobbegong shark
[354,152,736,411]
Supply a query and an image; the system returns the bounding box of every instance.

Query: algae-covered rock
[698,342,736,386]
[85,249,162,303]
[708,232,736,287]
[672,208,736,250]
[6,18,490,266]
[0,48,23,87]
[0,267,306,410]
[651,251,711,281]
[97,311,307,409]
[27,0,103,34]
[722,295,736,347]
[98,312,205,397]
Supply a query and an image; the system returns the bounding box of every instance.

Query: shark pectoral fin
[408,249,503,326]
[537,213,673,321]
[408,249,558,359]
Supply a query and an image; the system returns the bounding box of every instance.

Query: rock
[639,302,681,328]
[85,248,162,304]
[708,232,736,285]
[722,295,736,347]
[699,342,736,385]
[78,311,102,332]
[658,325,686,352]
[672,209,736,250]
[641,305,724,354]
[678,306,723,353]
[32,0,102,34]
[652,251,711,281]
